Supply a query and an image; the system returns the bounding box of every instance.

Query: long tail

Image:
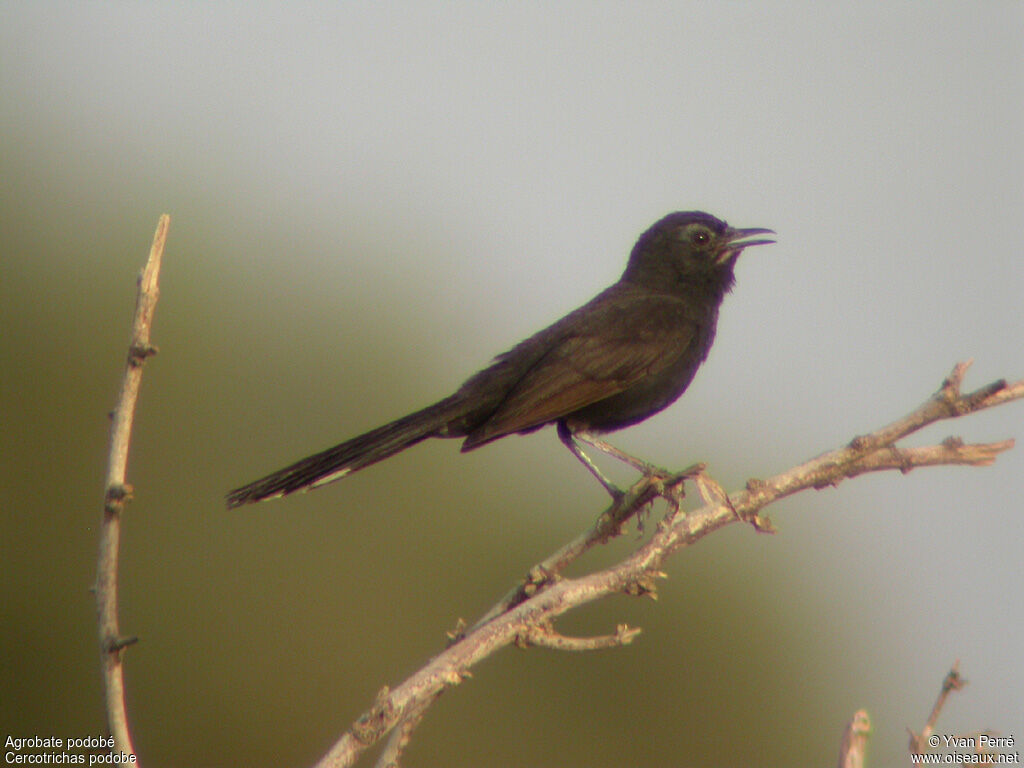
[226,395,467,507]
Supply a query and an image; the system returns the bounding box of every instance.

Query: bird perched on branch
[227,211,773,508]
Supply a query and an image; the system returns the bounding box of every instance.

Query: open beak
[726,226,776,249]
[718,226,775,263]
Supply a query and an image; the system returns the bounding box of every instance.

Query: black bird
[227,211,773,508]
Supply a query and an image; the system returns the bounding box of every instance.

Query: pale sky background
[2,3,1022,767]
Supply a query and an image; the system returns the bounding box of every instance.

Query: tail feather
[226,396,466,507]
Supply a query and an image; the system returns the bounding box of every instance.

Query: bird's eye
[690,227,711,246]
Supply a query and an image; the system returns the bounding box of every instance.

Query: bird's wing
[462,291,696,447]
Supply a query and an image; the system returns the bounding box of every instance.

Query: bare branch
[313,365,1021,767]
[842,439,1012,478]
[908,662,967,755]
[519,622,642,651]
[471,463,700,631]
[95,215,170,764]
[837,709,871,768]
[373,693,440,768]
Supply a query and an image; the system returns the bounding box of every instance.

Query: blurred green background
[2,3,1021,767]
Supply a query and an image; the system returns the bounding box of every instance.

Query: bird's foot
[575,432,667,476]
[637,461,705,504]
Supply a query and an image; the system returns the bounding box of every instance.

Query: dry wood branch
[313,363,1022,768]
[94,215,169,764]
[519,622,642,651]
[471,462,700,631]
[372,693,440,768]
[837,709,871,768]
[908,661,967,756]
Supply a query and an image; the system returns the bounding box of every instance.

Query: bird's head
[622,211,774,295]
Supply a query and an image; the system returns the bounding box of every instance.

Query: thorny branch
[314,362,1022,768]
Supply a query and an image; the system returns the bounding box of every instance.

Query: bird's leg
[572,430,669,479]
[557,421,624,500]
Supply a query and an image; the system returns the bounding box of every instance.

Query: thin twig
[837,709,871,768]
[471,463,700,631]
[373,693,441,768]
[313,364,1020,768]
[908,661,967,755]
[95,215,169,764]
[519,622,642,651]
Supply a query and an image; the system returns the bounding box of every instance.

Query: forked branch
[315,362,1022,768]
